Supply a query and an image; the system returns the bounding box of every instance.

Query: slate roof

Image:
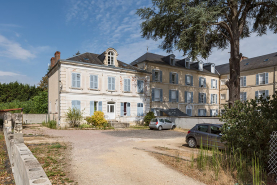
[216,52,277,75]
[160,108,188,117]
[131,52,214,74]
[66,52,149,73]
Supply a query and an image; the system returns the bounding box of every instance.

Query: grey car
[149,118,176,131]
[186,123,225,149]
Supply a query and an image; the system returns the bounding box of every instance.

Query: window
[152,88,163,102]
[240,92,247,102]
[256,73,268,85]
[197,125,208,132]
[137,80,144,93]
[199,62,203,71]
[169,90,178,102]
[124,79,131,92]
[165,119,172,123]
[185,58,190,69]
[211,64,215,73]
[90,75,98,89]
[210,109,218,117]
[255,90,269,100]
[211,126,221,135]
[170,72,178,84]
[137,103,143,116]
[186,109,192,116]
[90,101,102,115]
[185,75,193,86]
[221,79,227,85]
[211,94,217,104]
[240,76,246,87]
[211,79,217,89]
[221,94,226,100]
[108,51,114,65]
[185,91,193,103]
[108,77,115,91]
[72,73,81,88]
[121,102,130,116]
[170,58,174,66]
[199,77,206,87]
[72,100,81,111]
[152,70,162,82]
[199,93,206,103]
[159,119,165,123]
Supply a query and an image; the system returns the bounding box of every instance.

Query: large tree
[137,0,277,107]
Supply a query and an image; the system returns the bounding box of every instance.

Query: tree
[38,75,48,91]
[137,0,277,107]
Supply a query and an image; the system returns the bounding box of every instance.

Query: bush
[221,93,277,169]
[143,111,155,126]
[85,111,107,127]
[66,107,84,127]
[42,120,57,129]
[79,124,92,129]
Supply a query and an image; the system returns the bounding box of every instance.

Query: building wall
[145,63,220,116]
[58,63,151,127]
[48,67,59,122]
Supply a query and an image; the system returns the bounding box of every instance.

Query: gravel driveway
[25,127,204,185]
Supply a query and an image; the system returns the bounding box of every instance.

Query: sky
[1,0,277,86]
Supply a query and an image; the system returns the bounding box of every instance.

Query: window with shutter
[90,75,98,89]
[108,77,115,90]
[72,73,81,88]
[137,80,144,93]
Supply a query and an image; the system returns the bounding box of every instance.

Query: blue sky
[1,0,277,85]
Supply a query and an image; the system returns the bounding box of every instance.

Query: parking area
[23,126,204,185]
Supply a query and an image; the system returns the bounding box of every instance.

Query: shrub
[221,93,277,169]
[42,120,57,129]
[85,111,107,127]
[65,107,84,127]
[79,124,92,129]
[143,111,155,126]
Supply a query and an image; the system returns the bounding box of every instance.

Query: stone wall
[3,112,52,185]
[23,114,48,124]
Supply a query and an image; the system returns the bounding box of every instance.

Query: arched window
[108,51,114,65]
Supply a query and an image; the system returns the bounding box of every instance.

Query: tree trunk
[227,21,241,108]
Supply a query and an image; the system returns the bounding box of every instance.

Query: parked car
[149,118,176,131]
[186,123,225,149]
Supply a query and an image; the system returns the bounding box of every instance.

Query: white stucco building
[48,48,151,128]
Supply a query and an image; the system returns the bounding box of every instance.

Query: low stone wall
[158,116,224,129]
[23,114,48,124]
[3,112,51,185]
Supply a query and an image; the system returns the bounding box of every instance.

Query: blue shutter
[169,90,172,102]
[185,91,187,103]
[199,77,201,87]
[141,103,143,116]
[265,73,269,84]
[204,109,207,116]
[90,101,94,116]
[137,80,140,93]
[120,103,124,116]
[76,100,81,110]
[98,101,102,111]
[176,90,179,102]
[124,79,127,91]
[176,73,179,84]
[216,80,218,89]
[185,75,188,85]
[108,77,111,90]
[128,79,131,91]
[72,73,76,87]
[152,69,155,82]
[211,79,213,88]
[210,94,212,104]
[204,93,206,103]
[265,90,269,98]
[160,71,163,82]
[127,103,130,116]
[216,94,218,104]
[204,78,206,87]
[95,75,98,89]
[152,88,155,101]
[255,91,259,99]
[210,109,212,116]
[90,75,93,89]
[137,103,140,116]
[169,72,172,83]
[76,74,80,88]
[191,92,193,103]
[160,89,163,102]
[243,76,246,87]
[112,77,115,90]
[191,76,193,86]
[198,109,200,116]
[71,100,76,109]
[256,74,259,85]
[141,81,144,93]
[198,93,201,103]
[243,92,247,101]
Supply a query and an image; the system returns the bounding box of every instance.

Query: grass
[129,125,149,130]
[0,131,15,184]
[26,142,76,185]
[42,120,57,129]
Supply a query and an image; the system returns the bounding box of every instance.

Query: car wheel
[150,128,153,130]
[188,138,197,148]
[171,125,176,130]
[158,126,162,131]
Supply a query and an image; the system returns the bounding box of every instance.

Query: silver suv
[149,118,176,131]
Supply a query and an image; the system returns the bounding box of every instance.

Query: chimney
[50,57,55,68]
[55,51,61,64]
[240,56,248,62]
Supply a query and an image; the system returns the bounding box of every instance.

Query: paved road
[25,127,204,185]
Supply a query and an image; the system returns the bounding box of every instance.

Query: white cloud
[0,71,22,77]
[0,34,35,60]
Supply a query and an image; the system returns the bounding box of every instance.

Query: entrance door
[107,103,115,119]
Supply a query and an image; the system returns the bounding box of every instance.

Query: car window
[211,126,221,135]
[197,125,209,133]
[165,119,172,123]
[151,118,157,122]
[159,119,164,123]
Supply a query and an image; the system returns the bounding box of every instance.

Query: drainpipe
[274,66,276,94]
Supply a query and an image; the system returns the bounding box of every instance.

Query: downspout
[274,66,276,94]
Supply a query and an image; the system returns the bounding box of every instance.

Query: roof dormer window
[211,64,215,73]
[108,51,114,66]
[199,61,203,71]
[170,58,174,66]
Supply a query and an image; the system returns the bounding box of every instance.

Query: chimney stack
[50,57,55,68]
[55,51,61,64]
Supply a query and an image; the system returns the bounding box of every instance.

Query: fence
[268,131,277,182]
